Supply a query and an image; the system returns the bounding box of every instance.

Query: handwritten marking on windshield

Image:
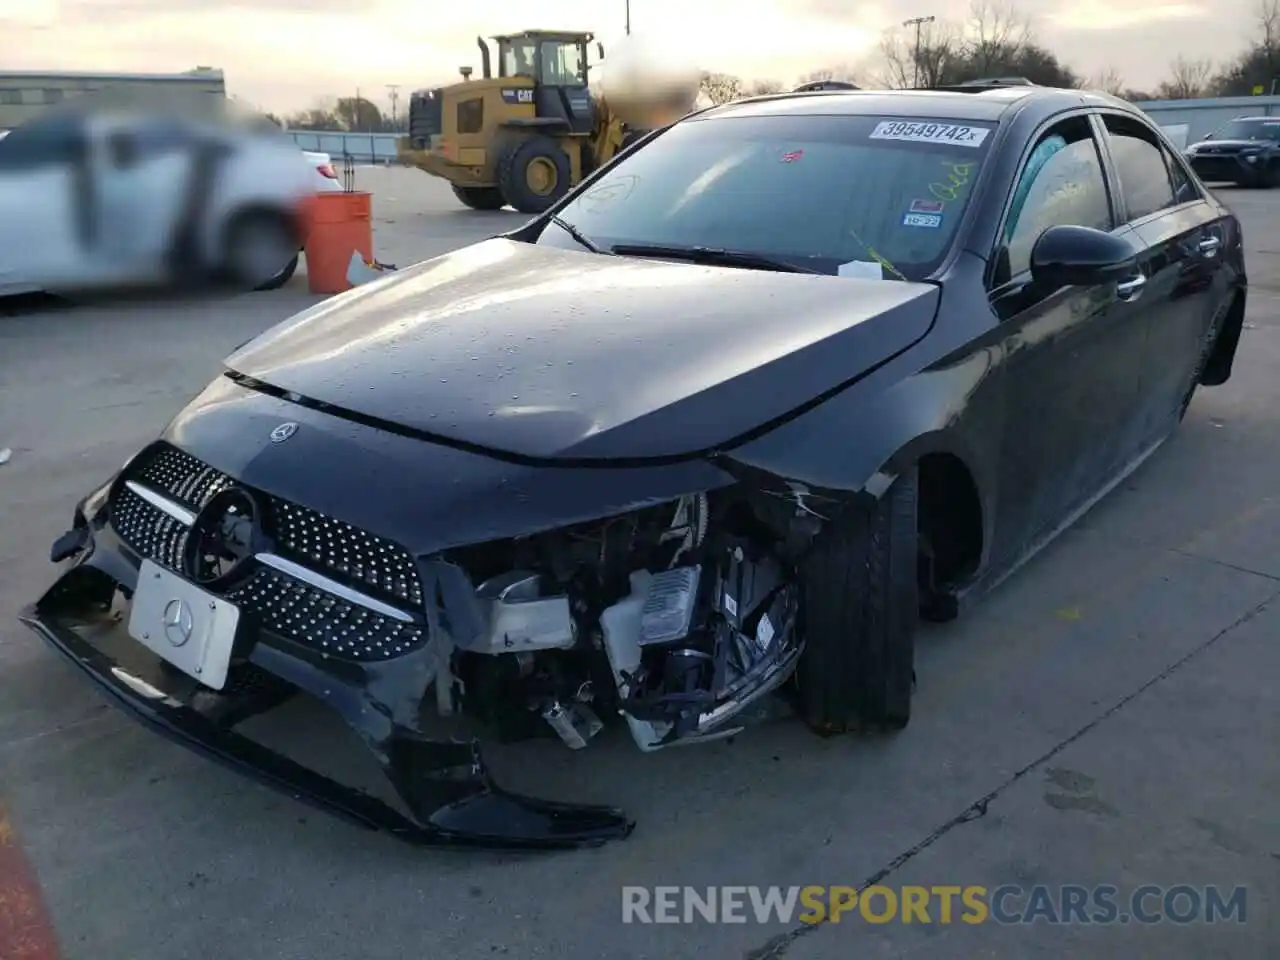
[929,161,976,202]
[847,223,907,281]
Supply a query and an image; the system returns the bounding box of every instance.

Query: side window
[1101,115,1179,221]
[130,121,192,157]
[0,118,86,170]
[999,116,1113,284]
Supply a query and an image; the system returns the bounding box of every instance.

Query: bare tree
[965,0,1032,76]
[700,72,744,104]
[1088,65,1126,95]
[1158,55,1214,99]
[747,78,785,96]
[875,20,959,88]
[1257,0,1279,52]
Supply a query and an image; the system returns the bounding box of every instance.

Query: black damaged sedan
[21,83,1248,849]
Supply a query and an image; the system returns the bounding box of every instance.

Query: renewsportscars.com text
[621,884,1248,925]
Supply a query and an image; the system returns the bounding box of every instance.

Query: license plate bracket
[127,559,241,690]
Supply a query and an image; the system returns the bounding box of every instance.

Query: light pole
[902,15,935,88]
[386,84,401,129]
[625,0,631,34]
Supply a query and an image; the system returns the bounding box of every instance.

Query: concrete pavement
[0,170,1277,960]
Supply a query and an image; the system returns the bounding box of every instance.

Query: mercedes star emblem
[162,598,195,647]
[269,422,298,443]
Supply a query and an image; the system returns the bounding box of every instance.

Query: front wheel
[497,136,572,215]
[795,469,918,734]
[451,185,507,211]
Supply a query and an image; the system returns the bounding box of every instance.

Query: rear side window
[1165,146,1198,204]
[1102,115,1180,221]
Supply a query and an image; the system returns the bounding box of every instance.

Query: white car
[0,107,322,298]
[305,149,342,192]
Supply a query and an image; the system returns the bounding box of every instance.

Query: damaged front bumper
[19,515,634,851]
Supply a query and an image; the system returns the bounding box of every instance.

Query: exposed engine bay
[434,490,824,752]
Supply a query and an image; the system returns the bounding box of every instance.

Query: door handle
[1198,236,1221,256]
[1116,274,1146,301]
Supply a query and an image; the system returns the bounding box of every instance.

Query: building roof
[0,69,224,83]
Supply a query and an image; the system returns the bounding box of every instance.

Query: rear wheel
[451,185,507,211]
[497,136,572,215]
[795,470,918,734]
[255,253,298,291]
[223,211,299,292]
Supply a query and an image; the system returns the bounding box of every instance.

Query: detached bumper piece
[20,600,632,849]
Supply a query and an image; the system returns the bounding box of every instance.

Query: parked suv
[1184,115,1280,187]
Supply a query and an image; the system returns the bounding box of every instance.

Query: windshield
[499,39,537,78]
[540,41,586,85]
[537,113,997,280]
[1211,118,1280,142]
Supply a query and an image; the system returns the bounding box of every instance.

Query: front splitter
[18,605,635,851]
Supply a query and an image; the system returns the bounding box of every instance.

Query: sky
[0,0,1264,115]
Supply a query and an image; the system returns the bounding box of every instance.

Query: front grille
[135,445,234,510]
[1191,157,1244,180]
[227,567,426,660]
[111,484,190,570]
[110,442,427,663]
[267,500,423,607]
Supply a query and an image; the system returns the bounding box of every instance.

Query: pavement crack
[1169,548,1280,582]
[742,588,1280,960]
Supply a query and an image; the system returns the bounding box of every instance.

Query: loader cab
[492,30,595,135]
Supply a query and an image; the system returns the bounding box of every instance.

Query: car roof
[690,86,1125,126]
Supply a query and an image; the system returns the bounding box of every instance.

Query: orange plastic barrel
[304,191,374,294]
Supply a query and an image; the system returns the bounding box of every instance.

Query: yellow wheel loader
[397,30,659,214]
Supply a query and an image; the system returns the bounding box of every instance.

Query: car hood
[226,238,941,461]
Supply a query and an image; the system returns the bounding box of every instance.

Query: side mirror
[597,42,605,60]
[1030,225,1137,288]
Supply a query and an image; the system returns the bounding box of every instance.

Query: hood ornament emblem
[269,422,298,444]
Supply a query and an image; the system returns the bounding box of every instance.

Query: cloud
[1047,1,1207,31]
[0,0,1265,110]
[58,0,380,16]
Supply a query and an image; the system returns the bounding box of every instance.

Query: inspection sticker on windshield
[903,212,943,229]
[870,120,989,148]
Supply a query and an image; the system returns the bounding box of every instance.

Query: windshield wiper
[549,215,610,255]
[609,243,820,274]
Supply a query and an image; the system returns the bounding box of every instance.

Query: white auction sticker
[870,120,990,148]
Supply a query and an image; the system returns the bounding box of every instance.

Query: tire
[795,469,919,734]
[222,211,299,292]
[1179,297,1235,419]
[255,252,298,291]
[497,136,572,214]
[452,185,507,211]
